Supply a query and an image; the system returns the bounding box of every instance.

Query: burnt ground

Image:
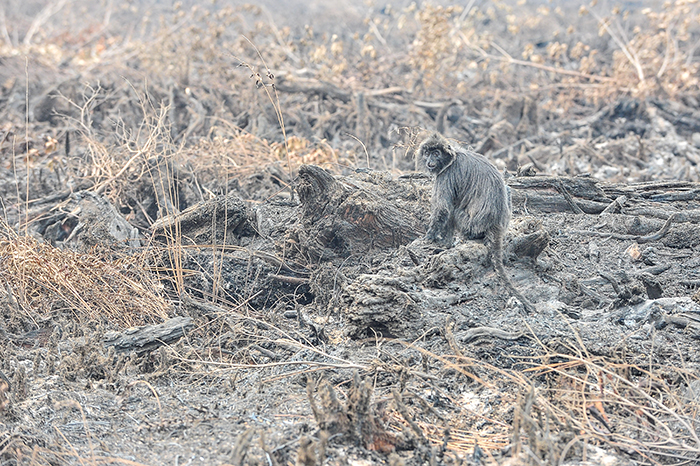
[1,1,700,465]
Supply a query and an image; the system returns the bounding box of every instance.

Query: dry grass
[0,221,170,328]
[517,352,700,464]
[2,0,697,109]
[365,335,700,463]
[128,307,700,464]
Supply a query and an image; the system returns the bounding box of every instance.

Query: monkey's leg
[425,206,455,247]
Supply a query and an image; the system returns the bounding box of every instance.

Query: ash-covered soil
[1,1,700,465]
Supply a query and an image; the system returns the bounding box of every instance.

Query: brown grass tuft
[0,222,170,328]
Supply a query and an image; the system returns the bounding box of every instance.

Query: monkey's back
[436,148,511,239]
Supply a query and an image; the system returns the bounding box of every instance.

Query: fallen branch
[462,327,526,344]
[571,213,679,243]
[268,273,309,285]
[104,316,193,354]
[462,33,615,83]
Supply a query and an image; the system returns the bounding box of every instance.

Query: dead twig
[462,327,527,344]
[462,34,615,83]
[555,179,585,214]
[598,272,621,295]
[392,389,428,444]
[268,273,309,285]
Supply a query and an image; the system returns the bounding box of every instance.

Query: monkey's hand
[425,228,453,248]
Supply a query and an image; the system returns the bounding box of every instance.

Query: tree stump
[296,165,426,257]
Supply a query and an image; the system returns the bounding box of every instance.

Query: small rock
[685,379,700,404]
[638,272,663,299]
[641,247,659,266]
[625,243,642,261]
[692,132,700,149]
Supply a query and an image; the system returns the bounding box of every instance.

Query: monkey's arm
[425,188,455,247]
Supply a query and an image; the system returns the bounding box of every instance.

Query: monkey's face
[422,147,452,174]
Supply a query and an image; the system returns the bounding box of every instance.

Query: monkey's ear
[425,132,447,147]
[429,131,444,142]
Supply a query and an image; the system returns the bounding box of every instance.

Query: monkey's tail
[490,234,536,314]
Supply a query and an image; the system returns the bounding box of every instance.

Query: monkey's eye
[431,149,441,158]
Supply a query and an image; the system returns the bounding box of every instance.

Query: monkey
[418,132,536,313]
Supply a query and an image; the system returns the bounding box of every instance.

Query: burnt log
[508,175,612,214]
[34,190,140,251]
[151,193,256,246]
[509,177,700,218]
[104,316,193,355]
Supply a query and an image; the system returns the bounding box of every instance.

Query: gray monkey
[419,132,535,313]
